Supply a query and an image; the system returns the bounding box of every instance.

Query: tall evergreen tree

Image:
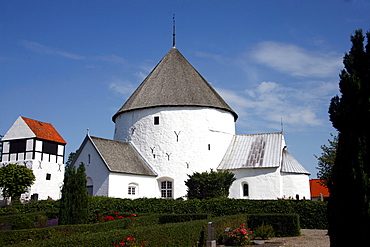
[59,163,88,225]
[328,30,370,246]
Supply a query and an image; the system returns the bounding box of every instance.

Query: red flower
[114,212,119,215]
[131,214,137,217]
[118,216,125,219]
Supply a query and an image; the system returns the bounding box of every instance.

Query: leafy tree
[185,169,236,199]
[0,163,35,204]
[59,162,88,225]
[315,134,337,190]
[328,30,370,246]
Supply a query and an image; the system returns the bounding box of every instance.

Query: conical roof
[112,48,237,122]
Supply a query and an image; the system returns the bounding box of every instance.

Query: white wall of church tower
[114,106,235,198]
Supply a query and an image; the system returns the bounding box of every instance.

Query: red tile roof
[310,179,330,198]
[22,117,66,144]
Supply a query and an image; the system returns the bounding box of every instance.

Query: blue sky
[1,0,369,178]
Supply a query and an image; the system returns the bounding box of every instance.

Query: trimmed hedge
[0,211,58,225]
[17,197,328,229]
[247,214,300,237]
[9,214,247,247]
[0,217,134,246]
[0,213,300,246]
[157,213,209,224]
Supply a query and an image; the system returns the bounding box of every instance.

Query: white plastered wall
[281,173,311,200]
[108,173,157,198]
[228,167,282,200]
[73,138,110,197]
[114,106,235,198]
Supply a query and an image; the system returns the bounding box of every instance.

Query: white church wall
[73,139,110,197]
[229,168,282,200]
[114,106,235,198]
[281,173,311,200]
[108,173,157,199]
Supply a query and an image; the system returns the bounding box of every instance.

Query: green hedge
[10,214,247,247]
[0,213,301,246]
[17,197,328,229]
[157,213,209,224]
[0,211,58,225]
[247,214,300,237]
[0,217,134,246]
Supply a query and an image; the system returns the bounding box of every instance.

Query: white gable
[2,116,35,141]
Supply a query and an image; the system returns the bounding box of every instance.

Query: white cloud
[109,79,137,97]
[215,80,337,133]
[250,41,343,78]
[20,40,85,60]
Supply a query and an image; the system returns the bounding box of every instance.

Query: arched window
[128,183,138,196]
[86,177,93,196]
[161,181,173,198]
[242,183,249,197]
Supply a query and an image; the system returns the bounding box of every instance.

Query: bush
[12,216,35,230]
[0,205,19,215]
[254,223,275,239]
[248,214,300,237]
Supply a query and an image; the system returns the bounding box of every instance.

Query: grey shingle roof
[89,136,157,176]
[112,48,238,122]
[218,132,284,170]
[281,149,311,175]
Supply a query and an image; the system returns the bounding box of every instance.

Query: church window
[161,181,173,198]
[128,186,136,195]
[128,183,138,196]
[46,173,51,180]
[243,183,249,197]
[154,116,159,125]
[88,154,91,165]
[208,144,211,150]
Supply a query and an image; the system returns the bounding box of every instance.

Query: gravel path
[255,229,330,247]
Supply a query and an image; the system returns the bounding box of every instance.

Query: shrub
[12,215,35,230]
[254,223,275,239]
[248,214,300,237]
[0,205,19,215]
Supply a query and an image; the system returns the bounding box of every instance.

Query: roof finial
[172,14,176,48]
[281,118,284,133]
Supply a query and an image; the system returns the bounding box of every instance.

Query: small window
[243,183,249,197]
[88,154,91,165]
[128,183,138,196]
[154,116,159,125]
[128,186,136,195]
[46,173,51,180]
[161,181,173,198]
[208,144,211,150]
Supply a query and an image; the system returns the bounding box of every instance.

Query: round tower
[112,48,237,198]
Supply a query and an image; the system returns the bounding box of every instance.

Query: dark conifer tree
[59,163,88,225]
[328,30,370,246]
